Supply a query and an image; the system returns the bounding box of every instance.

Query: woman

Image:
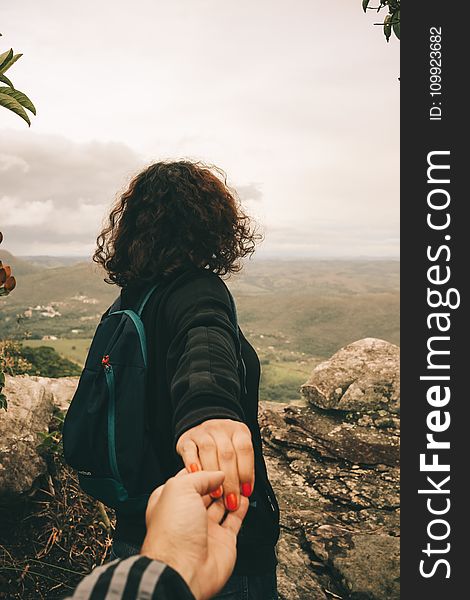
[93,160,280,600]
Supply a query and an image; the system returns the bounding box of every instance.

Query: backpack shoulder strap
[108,282,161,318]
[136,282,161,316]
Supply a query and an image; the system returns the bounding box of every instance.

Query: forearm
[66,556,195,600]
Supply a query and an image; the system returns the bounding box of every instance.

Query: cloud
[257,223,399,258]
[0,153,30,173]
[1,0,399,259]
[0,127,399,258]
[237,183,263,203]
[1,130,144,255]
[0,132,267,256]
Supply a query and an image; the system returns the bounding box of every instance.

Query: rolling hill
[1,255,399,402]
[1,256,399,357]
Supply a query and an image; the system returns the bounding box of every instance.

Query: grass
[21,339,91,366]
[259,351,318,402]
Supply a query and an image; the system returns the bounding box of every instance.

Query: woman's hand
[176,419,255,511]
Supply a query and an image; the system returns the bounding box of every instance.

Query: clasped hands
[141,419,254,600]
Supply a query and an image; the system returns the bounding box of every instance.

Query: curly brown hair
[93,160,260,287]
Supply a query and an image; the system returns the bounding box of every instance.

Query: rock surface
[0,375,79,497]
[259,401,400,600]
[0,375,54,496]
[30,375,79,411]
[300,338,400,429]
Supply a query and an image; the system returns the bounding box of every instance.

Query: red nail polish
[241,483,252,497]
[189,463,199,473]
[226,493,238,511]
[210,486,223,499]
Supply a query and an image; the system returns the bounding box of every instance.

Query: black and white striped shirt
[67,556,195,599]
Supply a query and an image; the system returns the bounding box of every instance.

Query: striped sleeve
[66,556,195,600]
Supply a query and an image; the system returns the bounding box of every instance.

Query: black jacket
[115,266,280,575]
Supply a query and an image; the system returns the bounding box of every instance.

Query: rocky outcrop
[0,339,399,599]
[0,375,54,496]
[301,338,400,429]
[261,338,400,600]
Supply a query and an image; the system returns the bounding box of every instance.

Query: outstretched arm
[166,272,255,511]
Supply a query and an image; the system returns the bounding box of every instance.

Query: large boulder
[0,375,54,497]
[300,338,400,428]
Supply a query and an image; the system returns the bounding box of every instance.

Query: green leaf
[37,435,54,449]
[0,370,5,386]
[0,86,36,114]
[0,393,7,411]
[384,14,392,42]
[0,92,31,125]
[0,49,13,71]
[0,73,14,87]
[362,0,370,12]
[392,11,400,39]
[0,52,22,75]
[55,411,66,424]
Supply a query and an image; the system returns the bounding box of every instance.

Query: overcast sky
[1,0,399,258]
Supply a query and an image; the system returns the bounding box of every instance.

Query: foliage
[0,340,34,376]
[37,410,66,456]
[0,340,81,401]
[16,339,90,367]
[19,346,82,378]
[0,33,36,126]
[362,0,400,42]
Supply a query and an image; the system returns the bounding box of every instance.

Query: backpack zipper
[103,360,122,483]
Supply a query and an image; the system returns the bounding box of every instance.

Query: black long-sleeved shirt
[114,266,280,574]
[66,556,194,599]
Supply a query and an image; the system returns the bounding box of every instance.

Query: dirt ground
[0,454,115,599]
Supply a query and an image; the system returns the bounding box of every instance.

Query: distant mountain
[19,256,91,269]
[4,260,116,307]
[0,250,41,277]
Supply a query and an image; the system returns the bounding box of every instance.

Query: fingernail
[210,486,223,499]
[189,463,199,473]
[241,483,252,497]
[226,493,238,511]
